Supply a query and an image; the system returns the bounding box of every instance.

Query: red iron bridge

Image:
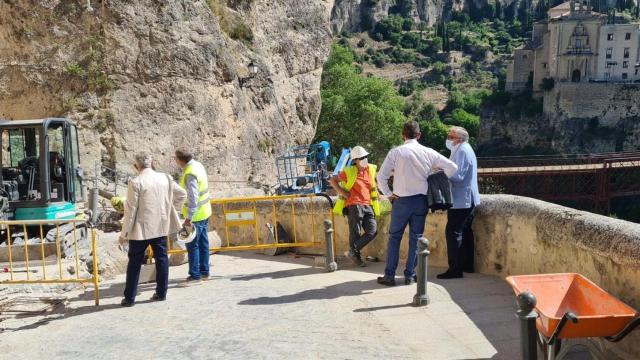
[477,151,640,216]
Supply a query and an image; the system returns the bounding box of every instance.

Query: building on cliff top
[506,1,640,97]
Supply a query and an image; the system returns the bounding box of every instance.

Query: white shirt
[377,139,458,197]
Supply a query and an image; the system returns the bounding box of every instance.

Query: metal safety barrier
[166,194,337,265]
[0,219,100,305]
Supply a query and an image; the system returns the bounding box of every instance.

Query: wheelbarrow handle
[605,316,640,343]
[548,312,579,345]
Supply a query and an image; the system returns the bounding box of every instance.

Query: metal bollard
[413,236,430,306]
[516,291,538,360]
[323,220,338,272]
[89,187,99,225]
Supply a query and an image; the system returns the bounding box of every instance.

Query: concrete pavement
[0,252,524,359]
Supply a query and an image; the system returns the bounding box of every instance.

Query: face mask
[445,139,454,150]
[359,158,368,167]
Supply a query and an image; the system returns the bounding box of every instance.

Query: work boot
[404,276,417,285]
[377,276,396,286]
[344,251,364,267]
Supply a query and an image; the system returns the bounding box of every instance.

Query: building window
[606,48,613,59]
[622,73,628,79]
[605,72,610,78]
[608,33,614,40]
[523,54,527,59]
[625,33,631,40]
[636,69,639,76]
[575,39,581,48]
[623,61,629,68]
[624,48,630,58]
[543,63,547,68]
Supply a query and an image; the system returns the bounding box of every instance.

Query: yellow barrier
[0,219,100,305]
[166,194,336,255]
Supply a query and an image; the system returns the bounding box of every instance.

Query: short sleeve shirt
[338,167,372,207]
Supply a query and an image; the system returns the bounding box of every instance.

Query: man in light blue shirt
[376,121,458,286]
[438,126,481,279]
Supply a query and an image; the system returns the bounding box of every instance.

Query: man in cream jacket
[119,153,186,307]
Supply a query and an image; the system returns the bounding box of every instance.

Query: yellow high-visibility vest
[180,161,212,222]
[333,164,380,216]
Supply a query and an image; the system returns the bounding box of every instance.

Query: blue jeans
[384,195,428,279]
[124,237,169,301]
[187,219,210,279]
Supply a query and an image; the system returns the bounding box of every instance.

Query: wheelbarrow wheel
[537,331,562,359]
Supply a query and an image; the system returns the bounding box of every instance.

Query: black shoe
[120,298,135,307]
[150,293,166,301]
[201,273,210,280]
[463,267,475,274]
[404,276,417,285]
[377,276,396,286]
[436,271,463,279]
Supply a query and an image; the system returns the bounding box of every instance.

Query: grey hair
[134,153,153,169]
[450,126,469,142]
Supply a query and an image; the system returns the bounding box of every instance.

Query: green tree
[373,15,405,40]
[316,44,407,163]
[418,118,449,153]
[446,108,480,139]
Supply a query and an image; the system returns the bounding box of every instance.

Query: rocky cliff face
[0,0,332,195]
[478,84,640,155]
[330,0,534,33]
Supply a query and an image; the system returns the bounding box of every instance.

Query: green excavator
[0,118,88,252]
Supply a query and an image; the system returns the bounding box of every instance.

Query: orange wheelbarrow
[506,273,640,360]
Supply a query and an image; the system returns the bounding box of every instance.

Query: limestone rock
[0,0,333,195]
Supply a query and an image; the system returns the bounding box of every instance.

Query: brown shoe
[344,251,364,267]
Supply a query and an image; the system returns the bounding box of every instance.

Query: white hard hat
[176,224,196,244]
[350,146,369,160]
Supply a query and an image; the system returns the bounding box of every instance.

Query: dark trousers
[124,237,169,302]
[347,204,378,257]
[445,206,476,274]
[384,194,428,279]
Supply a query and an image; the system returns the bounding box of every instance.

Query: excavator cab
[0,118,84,221]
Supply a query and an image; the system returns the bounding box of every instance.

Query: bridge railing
[478,151,640,169]
[477,152,640,216]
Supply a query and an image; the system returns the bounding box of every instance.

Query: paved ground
[0,252,525,359]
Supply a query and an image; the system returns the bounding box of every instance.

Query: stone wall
[479,82,640,155]
[209,194,640,358]
[544,82,640,120]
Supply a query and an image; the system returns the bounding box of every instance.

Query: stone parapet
[209,194,640,358]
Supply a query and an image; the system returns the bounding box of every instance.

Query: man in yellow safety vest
[330,146,380,267]
[175,149,212,283]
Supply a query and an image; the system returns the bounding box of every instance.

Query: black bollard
[413,237,430,306]
[516,291,538,360]
[324,220,338,272]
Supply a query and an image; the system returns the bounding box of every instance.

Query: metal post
[413,237,430,306]
[517,291,539,360]
[89,187,99,225]
[323,219,337,272]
